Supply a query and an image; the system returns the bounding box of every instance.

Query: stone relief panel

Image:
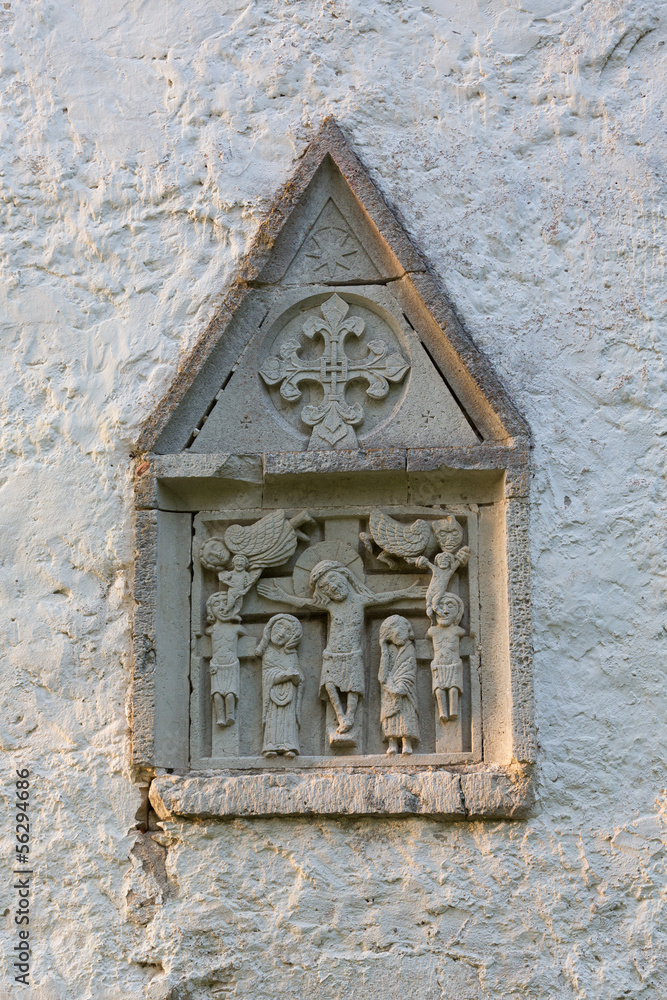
[190,505,481,768]
[137,123,532,818]
[188,286,480,453]
[259,294,411,450]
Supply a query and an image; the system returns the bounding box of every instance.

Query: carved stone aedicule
[135,121,532,819]
[190,505,481,767]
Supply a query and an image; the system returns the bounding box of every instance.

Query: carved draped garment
[428,623,463,694]
[262,647,303,755]
[378,642,420,741]
[319,649,365,697]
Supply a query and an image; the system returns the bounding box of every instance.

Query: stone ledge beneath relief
[149,765,533,821]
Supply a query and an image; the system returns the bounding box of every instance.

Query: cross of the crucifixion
[259,294,410,450]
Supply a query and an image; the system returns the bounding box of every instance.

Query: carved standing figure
[258,561,425,746]
[427,592,465,723]
[256,614,304,759]
[412,516,470,621]
[378,615,420,755]
[206,592,247,727]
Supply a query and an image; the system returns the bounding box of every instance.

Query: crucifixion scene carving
[191,505,479,764]
[133,121,531,823]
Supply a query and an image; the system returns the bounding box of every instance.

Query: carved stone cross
[260,294,410,449]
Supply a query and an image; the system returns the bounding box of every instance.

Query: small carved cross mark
[421,409,437,426]
[259,294,410,450]
[240,415,252,429]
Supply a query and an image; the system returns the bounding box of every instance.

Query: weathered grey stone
[149,768,466,819]
[132,510,192,772]
[264,446,406,477]
[460,765,534,819]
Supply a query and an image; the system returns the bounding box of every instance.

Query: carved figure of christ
[257,561,425,738]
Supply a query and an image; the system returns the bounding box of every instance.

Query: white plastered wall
[0,1,666,997]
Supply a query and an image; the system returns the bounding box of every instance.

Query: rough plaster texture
[1,1,666,998]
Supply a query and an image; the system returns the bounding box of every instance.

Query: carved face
[434,594,464,627]
[200,537,230,573]
[206,594,228,622]
[434,526,462,552]
[270,619,291,646]
[232,554,248,571]
[317,570,349,602]
[382,617,411,647]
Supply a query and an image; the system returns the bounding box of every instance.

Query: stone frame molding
[131,118,534,821]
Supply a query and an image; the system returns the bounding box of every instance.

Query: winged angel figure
[361,510,469,621]
[200,509,313,622]
[360,510,431,569]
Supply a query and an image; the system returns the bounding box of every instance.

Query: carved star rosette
[259,294,410,449]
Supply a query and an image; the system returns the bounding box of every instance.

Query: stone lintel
[407,442,530,500]
[263,447,407,477]
[134,444,527,512]
[406,441,528,472]
[134,454,265,510]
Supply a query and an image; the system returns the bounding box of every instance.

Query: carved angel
[360,510,431,568]
[415,516,470,622]
[199,509,313,621]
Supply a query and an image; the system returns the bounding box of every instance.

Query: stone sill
[193,752,478,769]
[149,764,533,821]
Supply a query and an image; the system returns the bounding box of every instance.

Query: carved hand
[274,671,299,684]
[384,679,406,695]
[456,546,470,567]
[405,583,428,599]
[256,582,308,607]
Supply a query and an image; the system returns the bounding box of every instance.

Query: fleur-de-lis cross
[260,295,410,450]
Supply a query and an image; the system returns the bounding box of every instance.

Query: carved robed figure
[378,615,420,755]
[257,614,304,758]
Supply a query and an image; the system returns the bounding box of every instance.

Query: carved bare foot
[338,715,353,733]
[386,738,400,755]
[402,738,413,755]
[263,750,277,758]
[284,750,296,759]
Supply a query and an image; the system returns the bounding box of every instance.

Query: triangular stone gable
[137,119,528,457]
